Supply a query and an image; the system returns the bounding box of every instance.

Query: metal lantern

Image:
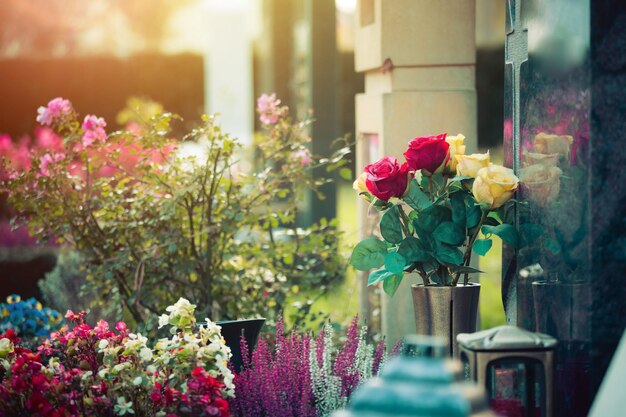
[457,326,557,417]
[330,335,499,417]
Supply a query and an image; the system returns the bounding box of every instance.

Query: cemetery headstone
[503,0,626,415]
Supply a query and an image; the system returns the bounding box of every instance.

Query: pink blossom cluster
[81,115,107,147]
[36,98,72,127]
[0,128,63,180]
[38,153,65,177]
[256,93,285,125]
[291,147,312,167]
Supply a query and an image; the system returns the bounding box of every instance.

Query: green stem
[453,209,489,286]
[398,206,411,237]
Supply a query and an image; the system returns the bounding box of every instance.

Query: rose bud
[445,134,466,172]
[456,152,491,178]
[353,172,369,194]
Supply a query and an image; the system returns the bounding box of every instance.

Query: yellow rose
[455,151,490,178]
[472,164,519,209]
[533,132,573,156]
[520,164,562,207]
[353,172,369,194]
[445,134,466,172]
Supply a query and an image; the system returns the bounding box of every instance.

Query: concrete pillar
[354,0,477,344]
[204,1,255,146]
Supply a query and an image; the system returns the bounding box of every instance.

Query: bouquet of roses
[350,133,520,295]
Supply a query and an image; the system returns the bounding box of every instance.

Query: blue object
[331,335,497,417]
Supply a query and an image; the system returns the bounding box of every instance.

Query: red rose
[403,134,450,173]
[364,156,409,201]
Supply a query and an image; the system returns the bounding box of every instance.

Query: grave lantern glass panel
[458,326,557,417]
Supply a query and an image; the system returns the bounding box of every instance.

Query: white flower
[98,339,109,350]
[132,376,143,386]
[158,314,169,329]
[139,347,153,362]
[114,397,135,415]
[0,338,13,358]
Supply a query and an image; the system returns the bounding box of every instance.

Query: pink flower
[35,127,63,151]
[36,98,72,126]
[81,115,107,147]
[292,147,312,166]
[94,320,109,333]
[257,93,283,125]
[38,152,64,177]
[115,322,127,332]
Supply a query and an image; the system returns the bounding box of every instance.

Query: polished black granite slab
[503,0,626,415]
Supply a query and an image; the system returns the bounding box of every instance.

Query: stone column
[354,0,477,344]
[204,1,255,146]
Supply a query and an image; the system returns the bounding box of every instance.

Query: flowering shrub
[0,298,232,417]
[2,96,350,328]
[351,133,520,293]
[0,295,62,339]
[232,317,397,417]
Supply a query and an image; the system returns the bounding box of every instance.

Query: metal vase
[411,283,480,357]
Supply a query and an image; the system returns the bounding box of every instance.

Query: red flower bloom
[403,133,450,174]
[364,156,410,201]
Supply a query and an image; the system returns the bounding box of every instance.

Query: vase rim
[411,282,480,289]
[199,318,266,326]
[531,280,588,286]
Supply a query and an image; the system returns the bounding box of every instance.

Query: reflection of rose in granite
[533,132,574,158]
[522,150,560,168]
[520,164,563,207]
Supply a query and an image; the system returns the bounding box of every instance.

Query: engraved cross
[505,0,528,173]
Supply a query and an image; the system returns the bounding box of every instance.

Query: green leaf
[472,238,493,256]
[404,179,431,211]
[414,205,451,234]
[448,265,484,274]
[167,243,177,254]
[397,237,431,263]
[380,205,404,244]
[385,252,406,274]
[433,242,464,265]
[433,221,466,246]
[383,274,403,296]
[449,193,466,227]
[465,196,482,229]
[339,167,352,181]
[483,216,501,227]
[367,268,395,286]
[482,224,519,248]
[430,173,446,193]
[350,238,387,271]
[450,175,474,182]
